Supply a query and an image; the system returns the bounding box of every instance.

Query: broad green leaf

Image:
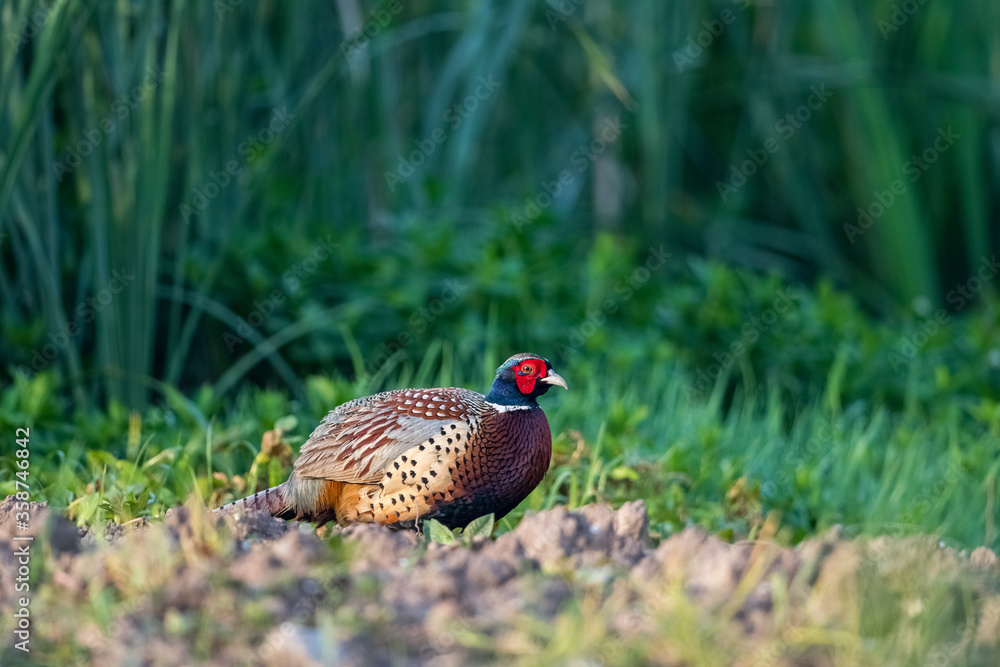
[423,518,456,546]
[274,415,298,433]
[136,488,151,512]
[464,514,495,540]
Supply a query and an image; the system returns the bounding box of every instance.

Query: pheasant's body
[219,354,566,529]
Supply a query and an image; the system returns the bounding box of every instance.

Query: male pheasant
[218,353,566,529]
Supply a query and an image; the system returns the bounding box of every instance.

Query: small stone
[971,546,998,570]
[260,623,326,667]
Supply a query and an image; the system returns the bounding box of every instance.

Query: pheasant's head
[484,353,567,407]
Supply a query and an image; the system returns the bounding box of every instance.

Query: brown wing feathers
[271,388,483,525]
[293,388,480,483]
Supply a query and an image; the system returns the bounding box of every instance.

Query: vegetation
[1,0,999,664]
[2,261,998,550]
[2,0,999,407]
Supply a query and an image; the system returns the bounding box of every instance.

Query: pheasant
[217,353,567,529]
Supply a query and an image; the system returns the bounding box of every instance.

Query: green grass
[2,0,999,410]
[3,344,999,664]
[2,268,998,554]
[2,2,1000,661]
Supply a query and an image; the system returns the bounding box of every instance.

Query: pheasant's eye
[520,363,534,374]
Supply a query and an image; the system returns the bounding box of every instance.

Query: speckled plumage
[218,353,566,529]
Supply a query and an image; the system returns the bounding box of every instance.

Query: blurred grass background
[0,0,999,550]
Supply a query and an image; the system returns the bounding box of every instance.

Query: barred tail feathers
[215,482,293,519]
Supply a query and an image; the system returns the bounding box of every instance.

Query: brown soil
[1,496,998,666]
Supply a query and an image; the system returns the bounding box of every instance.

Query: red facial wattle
[515,360,544,394]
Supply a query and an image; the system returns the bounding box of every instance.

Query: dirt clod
[2,495,999,665]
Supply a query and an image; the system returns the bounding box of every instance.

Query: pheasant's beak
[540,370,568,390]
